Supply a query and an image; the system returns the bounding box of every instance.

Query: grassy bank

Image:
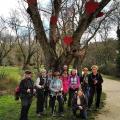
[0,93,106,120]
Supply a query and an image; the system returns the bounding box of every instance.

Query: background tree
[116,26,120,76]
[8,10,37,69]
[0,18,16,65]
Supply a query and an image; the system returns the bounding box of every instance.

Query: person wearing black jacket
[72,90,87,120]
[80,67,90,105]
[88,65,103,110]
[19,71,35,120]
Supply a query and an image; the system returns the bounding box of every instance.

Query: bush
[99,62,118,76]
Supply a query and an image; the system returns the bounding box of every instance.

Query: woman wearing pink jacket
[61,71,69,103]
[68,69,80,107]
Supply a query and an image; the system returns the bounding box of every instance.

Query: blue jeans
[84,87,90,105]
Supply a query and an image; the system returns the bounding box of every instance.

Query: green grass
[0,66,22,93]
[0,66,38,93]
[0,66,22,81]
[0,93,106,120]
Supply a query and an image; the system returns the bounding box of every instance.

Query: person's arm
[72,95,79,110]
[97,74,103,84]
[77,76,80,88]
[81,95,87,110]
[88,74,94,86]
[35,77,43,89]
[68,76,71,88]
[80,75,83,84]
[50,80,57,92]
[60,80,63,91]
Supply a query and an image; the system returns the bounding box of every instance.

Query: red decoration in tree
[85,1,99,15]
[27,0,37,6]
[63,36,73,45]
[85,0,104,18]
[50,16,58,25]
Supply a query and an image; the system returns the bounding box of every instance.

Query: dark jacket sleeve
[81,95,88,110]
[97,74,103,84]
[80,75,83,84]
[88,74,94,87]
[19,80,27,94]
[72,94,79,110]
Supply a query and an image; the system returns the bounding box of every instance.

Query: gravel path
[96,78,120,120]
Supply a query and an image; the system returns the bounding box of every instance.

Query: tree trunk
[26,0,111,71]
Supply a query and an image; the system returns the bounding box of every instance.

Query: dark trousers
[19,97,32,120]
[44,91,49,109]
[88,86,102,108]
[73,108,87,120]
[63,93,67,103]
[36,90,45,113]
[68,88,78,107]
[51,95,64,114]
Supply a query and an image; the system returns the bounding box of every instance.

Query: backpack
[15,86,20,101]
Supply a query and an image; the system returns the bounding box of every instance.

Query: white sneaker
[37,113,41,117]
[52,113,56,117]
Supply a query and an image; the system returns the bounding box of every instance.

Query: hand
[79,106,83,110]
[94,80,98,85]
[84,80,88,84]
[27,89,31,93]
[33,89,36,93]
[41,86,44,89]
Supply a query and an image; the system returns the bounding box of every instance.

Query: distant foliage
[99,62,117,76]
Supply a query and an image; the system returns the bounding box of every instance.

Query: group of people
[17,65,103,120]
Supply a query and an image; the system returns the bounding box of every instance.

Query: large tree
[24,0,115,70]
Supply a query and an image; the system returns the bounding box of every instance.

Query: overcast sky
[0,0,18,17]
[0,0,50,17]
[0,0,117,39]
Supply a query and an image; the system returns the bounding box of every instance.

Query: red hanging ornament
[27,0,37,6]
[85,1,99,15]
[85,0,104,18]
[50,16,58,25]
[63,36,73,45]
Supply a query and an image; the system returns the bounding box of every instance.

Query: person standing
[68,69,80,107]
[61,65,68,75]
[88,65,103,110]
[19,71,35,120]
[47,70,53,108]
[80,67,90,104]
[50,71,64,116]
[35,69,48,117]
[61,71,69,104]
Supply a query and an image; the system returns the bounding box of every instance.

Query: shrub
[99,62,117,76]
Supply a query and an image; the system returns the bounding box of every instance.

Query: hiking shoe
[60,113,64,117]
[52,113,56,117]
[94,107,99,111]
[87,108,92,111]
[37,113,41,117]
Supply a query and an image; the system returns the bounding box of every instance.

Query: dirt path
[96,78,120,120]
